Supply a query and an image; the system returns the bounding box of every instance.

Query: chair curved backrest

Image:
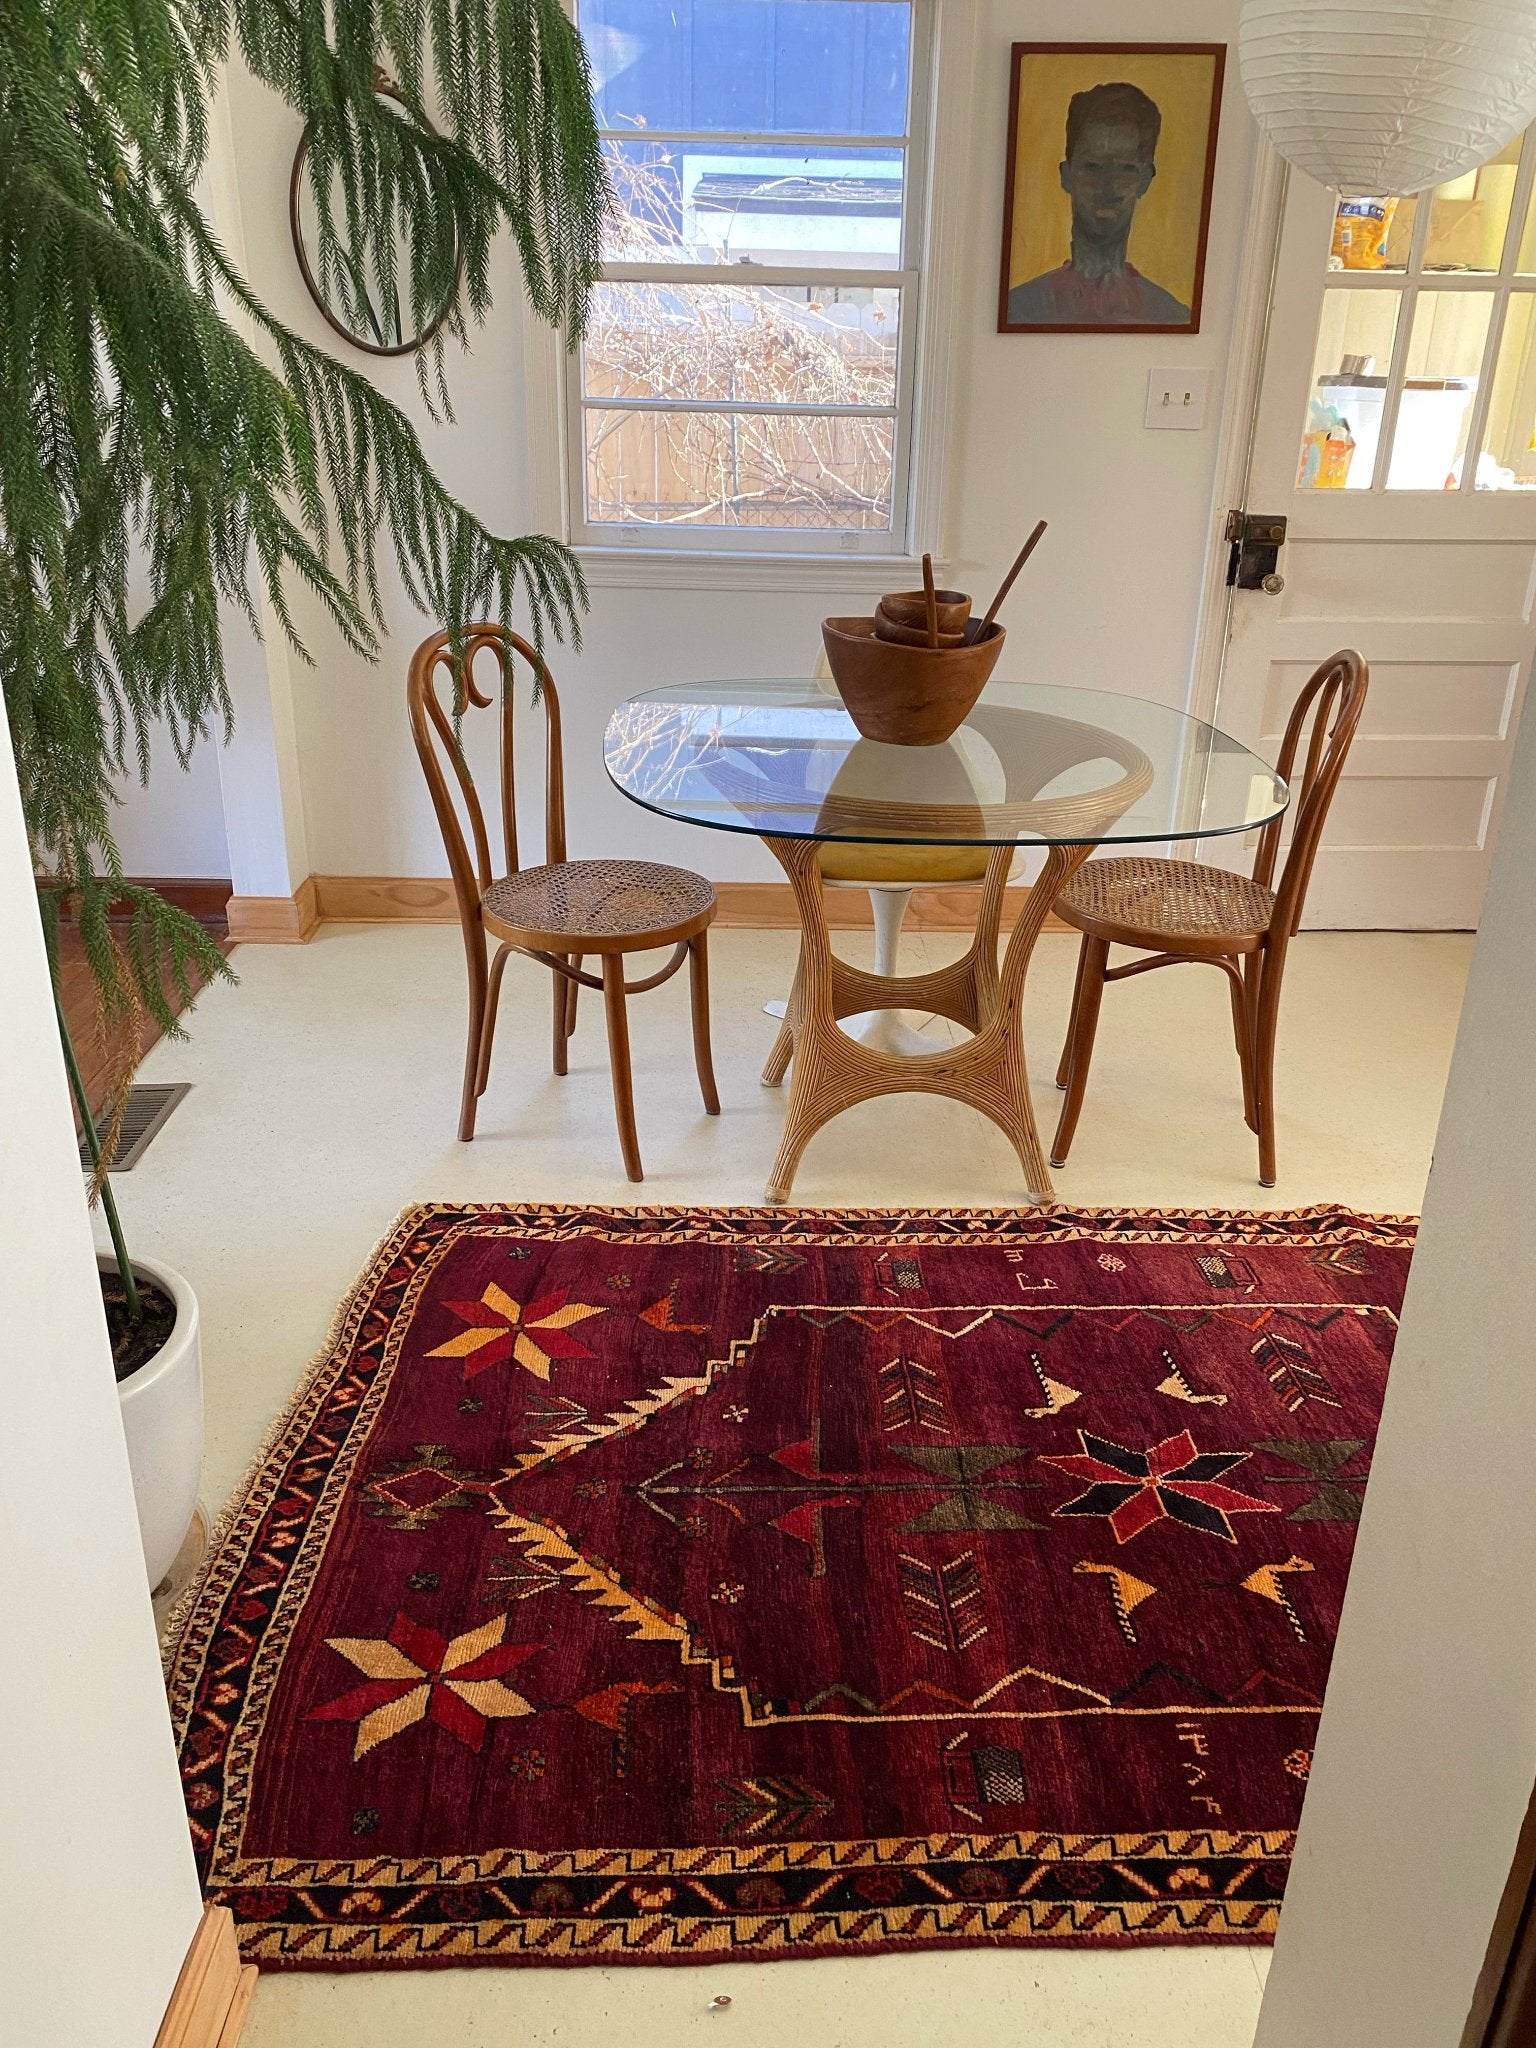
[1251,648,1368,943]
[407,625,567,950]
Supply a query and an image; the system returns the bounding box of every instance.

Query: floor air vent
[81,1082,191,1172]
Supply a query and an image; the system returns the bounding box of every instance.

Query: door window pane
[583,281,900,405]
[584,407,895,527]
[1386,291,1494,488]
[1478,293,1536,487]
[1299,289,1401,489]
[583,0,912,135]
[601,140,904,268]
[1383,193,1418,271]
[1329,195,1411,272]
[1424,137,1522,273]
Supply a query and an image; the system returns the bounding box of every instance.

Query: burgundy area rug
[166,1202,1414,1968]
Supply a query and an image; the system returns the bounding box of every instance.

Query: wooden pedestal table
[759,839,1091,1205]
[601,679,1289,1208]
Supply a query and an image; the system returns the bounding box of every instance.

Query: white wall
[110,723,231,878]
[1254,586,1536,2039]
[213,0,1255,886]
[0,708,205,2044]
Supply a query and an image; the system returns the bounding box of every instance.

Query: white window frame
[523,0,975,590]
[1303,128,1536,494]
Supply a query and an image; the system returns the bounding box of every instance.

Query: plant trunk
[53,985,141,1321]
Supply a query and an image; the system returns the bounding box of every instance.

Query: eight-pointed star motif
[426,1282,606,1380]
[1041,1429,1280,1544]
[308,1611,540,1758]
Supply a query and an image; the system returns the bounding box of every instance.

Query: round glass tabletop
[603,679,1288,848]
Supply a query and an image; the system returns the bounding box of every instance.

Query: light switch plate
[1145,367,1210,430]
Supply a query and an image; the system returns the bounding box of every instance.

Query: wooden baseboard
[314,874,458,922]
[154,1905,256,2048]
[312,873,1068,933]
[227,875,319,944]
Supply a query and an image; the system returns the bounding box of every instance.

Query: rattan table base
[759,837,1092,1205]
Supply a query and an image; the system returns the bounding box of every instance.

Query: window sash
[595,129,911,148]
[567,0,932,555]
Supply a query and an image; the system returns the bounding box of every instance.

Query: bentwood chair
[1049,649,1368,1187]
[408,625,720,1180]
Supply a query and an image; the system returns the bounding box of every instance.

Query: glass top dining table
[602,679,1288,851]
[602,679,1290,1206]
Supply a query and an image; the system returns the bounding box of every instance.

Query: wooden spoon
[922,552,939,648]
[968,520,1048,640]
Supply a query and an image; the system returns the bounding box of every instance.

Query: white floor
[125,921,1471,2048]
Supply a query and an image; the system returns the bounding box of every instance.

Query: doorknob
[1225,511,1288,591]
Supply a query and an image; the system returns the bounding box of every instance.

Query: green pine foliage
[1,0,604,1053]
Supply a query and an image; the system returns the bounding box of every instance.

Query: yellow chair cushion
[817,841,991,883]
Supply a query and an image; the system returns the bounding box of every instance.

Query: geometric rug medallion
[165,1202,1413,1968]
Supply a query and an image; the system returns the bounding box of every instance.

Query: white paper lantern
[1240,0,1536,195]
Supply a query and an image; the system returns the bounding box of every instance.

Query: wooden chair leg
[1228,958,1259,1133]
[458,933,489,1143]
[689,931,721,1115]
[1253,955,1281,1188]
[552,955,572,1077]
[1050,936,1109,1169]
[474,944,511,1100]
[602,954,644,1182]
[1056,934,1093,1088]
[567,956,583,1038]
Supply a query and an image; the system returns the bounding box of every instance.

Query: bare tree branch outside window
[582,135,899,531]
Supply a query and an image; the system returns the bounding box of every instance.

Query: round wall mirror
[290,88,460,356]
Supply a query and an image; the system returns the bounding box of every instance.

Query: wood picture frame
[997,42,1226,335]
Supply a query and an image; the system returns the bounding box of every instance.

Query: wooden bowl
[820,616,1006,746]
[873,604,967,649]
[879,586,972,636]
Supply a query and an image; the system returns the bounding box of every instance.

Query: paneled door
[1214,139,1536,928]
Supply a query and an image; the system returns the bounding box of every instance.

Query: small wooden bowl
[879,586,972,636]
[821,616,1006,746]
[873,604,967,650]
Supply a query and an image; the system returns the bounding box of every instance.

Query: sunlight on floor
[128,923,1469,2048]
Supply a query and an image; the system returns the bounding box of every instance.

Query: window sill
[575,548,946,594]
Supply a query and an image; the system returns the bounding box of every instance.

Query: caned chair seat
[1056,856,1277,956]
[483,859,716,954]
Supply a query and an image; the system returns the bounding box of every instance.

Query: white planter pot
[104,1252,204,1588]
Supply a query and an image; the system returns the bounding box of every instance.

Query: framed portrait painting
[998,43,1226,335]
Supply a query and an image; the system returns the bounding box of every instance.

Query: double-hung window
[568,0,931,556]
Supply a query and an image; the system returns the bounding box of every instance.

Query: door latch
[1225,511,1288,591]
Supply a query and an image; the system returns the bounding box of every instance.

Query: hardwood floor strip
[153,1906,254,2048]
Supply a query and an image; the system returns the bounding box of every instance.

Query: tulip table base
[758,837,1092,1205]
